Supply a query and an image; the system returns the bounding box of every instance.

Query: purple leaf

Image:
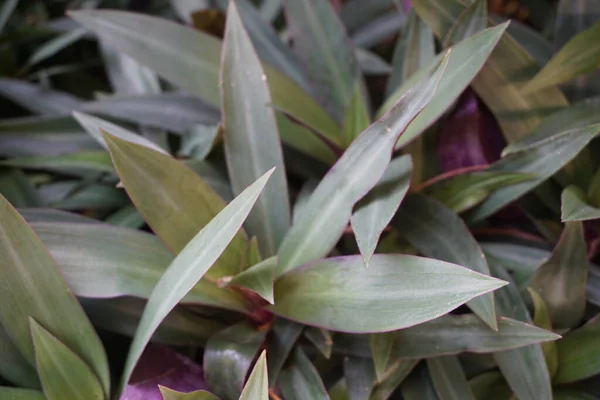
[121,344,207,400]
[437,89,504,173]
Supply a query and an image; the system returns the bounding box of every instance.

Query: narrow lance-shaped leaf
[284,0,363,124]
[0,323,40,389]
[351,155,412,267]
[523,21,600,93]
[304,327,333,359]
[401,364,439,400]
[221,2,290,257]
[527,288,558,378]
[102,132,248,280]
[279,348,330,400]
[370,360,420,400]
[530,221,588,329]
[561,185,600,221]
[276,51,450,276]
[0,388,44,400]
[411,0,568,143]
[488,260,553,400]
[387,9,435,96]
[27,28,87,67]
[0,79,82,116]
[266,318,304,384]
[370,332,396,381]
[343,356,375,400]
[554,314,600,384]
[380,24,507,150]
[273,254,505,333]
[204,323,267,400]
[239,351,269,400]
[117,168,273,397]
[342,82,371,146]
[443,0,487,48]
[395,194,498,330]
[30,319,104,400]
[222,256,277,304]
[31,222,247,312]
[0,194,110,396]
[0,0,18,34]
[427,356,476,400]
[467,123,600,222]
[68,10,339,154]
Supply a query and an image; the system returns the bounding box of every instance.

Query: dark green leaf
[224,256,277,304]
[369,360,419,400]
[530,221,588,328]
[351,155,412,267]
[0,388,45,400]
[427,356,475,400]
[527,288,558,377]
[554,315,600,383]
[304,327,333,359]
[395,194,497,330]
[0,168,43,208]
[561,185,600,221]
[117,169,272,396]
[344,356,375,400]
[266,319,304,384]
[276,52,449,275]
[369,332,396,381]
[468,371,512,400]
[1,151,115,177]
[0,323,39,389]
[401,363,439,400]
[204,323,267,400]
[523,21,600,93]
[280,348,330,400]
[273,254,505,333]
[30,319,104,400]
[443,0,486,48]
[0,195,110,395]
[221,2,290,256]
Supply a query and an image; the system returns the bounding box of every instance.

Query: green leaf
[468,372,512,400]
[0,0,18,33]
[284,0,363,123]
[221,2,290,256]
[488,260,552,400]
[266,319,304,384]
[401,364,439,400]
[554,389,598,400]
[27,28,87,67]
[0,323,39,389]
[81,94,219,134]
[380,24,507,149]
[589,165,600,206]
[412,0,569,143]
[0,168,43,208]
[240,350,269,400]
[494,16,553,67]
[31,222,246,311]
[0,195,110,395]
[73,111,167,155]
[276,52,449,276]
[387,9,435,96]
[304,327,333,359]
[427,356,476,400]
[159,387,220,400]
[117,168,272,396]
[356,48,392,75]
[342,82,371,146]
[81,297,224,347]
[388,314,559,359]
[68,10,339,155]
[530,221,587,329]
[340,0,394,32]
[1,151,115,177]
[19,208,100,224]
[105,205,145,228]
[273,254,505,333]
[0,115,98,158]
[223,256,277,304]
[0,78,81,115]
[424,171,534,214]
[554,315,600,383]
[30,319,104,400]
[38,181,128,211]
[343,356,375,400]
[279,348,330,400]
[467,123,600,222]
[369,332,396,381]
[369,360,419,400]
[443,0,486,48]
[395,194,497,330]
[103,132,248,280]
[527,288,558,378]
[523,21,600,93]
[351,155,412,267]
[214,0,309,92]
[0,388,44,400]
[204,323,267,400]
[561,185,600,221]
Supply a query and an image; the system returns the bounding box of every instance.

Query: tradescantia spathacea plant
[0,0,600,399]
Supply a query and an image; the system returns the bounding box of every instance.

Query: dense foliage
[0,0,599,399]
